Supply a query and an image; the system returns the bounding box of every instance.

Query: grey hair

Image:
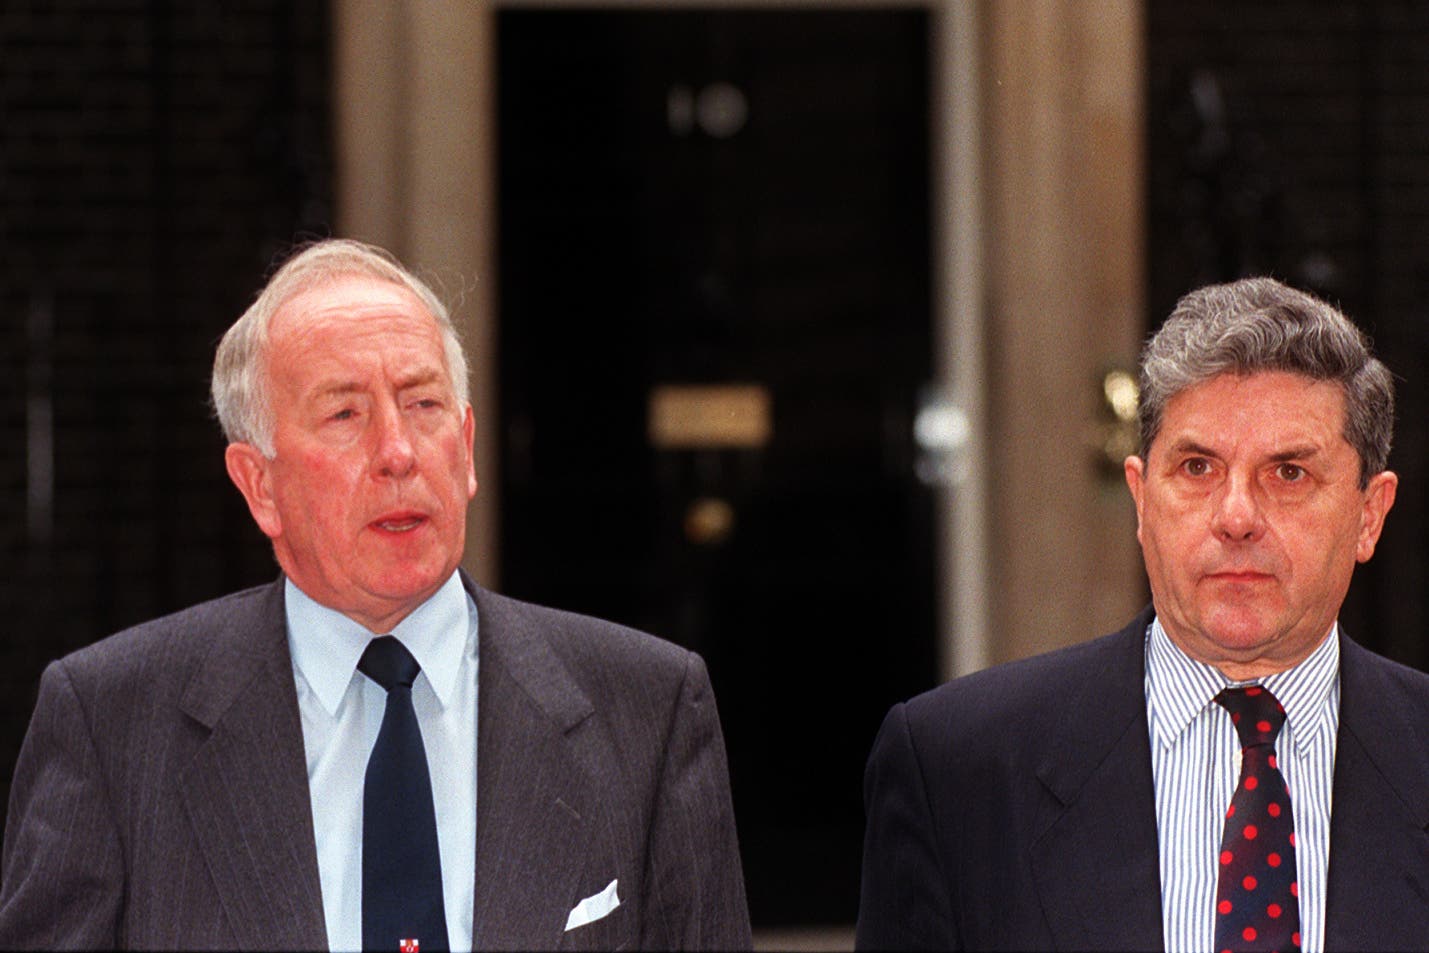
[1138,276,1394,488]
[211,239,469,457]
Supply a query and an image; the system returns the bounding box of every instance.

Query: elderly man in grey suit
[0,239,751,951]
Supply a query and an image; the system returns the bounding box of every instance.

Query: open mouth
[372,514,426,533]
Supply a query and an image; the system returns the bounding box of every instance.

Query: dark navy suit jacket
[857,606,1429,951]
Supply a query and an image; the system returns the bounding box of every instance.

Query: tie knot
[1214,685,1286,749]
[358,636,421,692]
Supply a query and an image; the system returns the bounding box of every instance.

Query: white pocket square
[564,878,621,932]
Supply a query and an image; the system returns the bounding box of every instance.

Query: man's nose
[1212,471,1264,541]
[372,407,416,478]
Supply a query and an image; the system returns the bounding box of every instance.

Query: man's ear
[1356,469,1398,563]
[463,404,478,499]
[225,443,282,539]
[1124,454,1147,545]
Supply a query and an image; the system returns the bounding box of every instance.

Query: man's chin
[347,566,456,625]
[1201,613,1278,652]
[1168,604,1283,661]
[369,571,450,606]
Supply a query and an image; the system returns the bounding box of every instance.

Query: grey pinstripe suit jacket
[0,573,752,950]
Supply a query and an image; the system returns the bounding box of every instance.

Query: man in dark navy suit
[858,277,1429,952]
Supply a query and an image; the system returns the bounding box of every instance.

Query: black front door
[497,7,937,923]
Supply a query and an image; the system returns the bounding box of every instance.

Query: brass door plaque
[647,384,772,449]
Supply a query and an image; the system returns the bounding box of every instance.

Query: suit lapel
[470,586,609,951]
[1028,610,1165,952]
[176,579,327,951]
[1324,636,1429,950]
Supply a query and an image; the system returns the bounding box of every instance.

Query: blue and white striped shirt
[1146,617,1339,953]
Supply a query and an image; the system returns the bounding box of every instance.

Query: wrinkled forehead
[1156,370,1350,449]
[267,273,437,339]
[1166,368,1346,410]
[261,276,452,400]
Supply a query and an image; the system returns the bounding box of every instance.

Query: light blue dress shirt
[1146,617,1339,953]
[286,572,480,953]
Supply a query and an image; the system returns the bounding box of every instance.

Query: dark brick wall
[1147,0,1429,669]
[0,0,332,814]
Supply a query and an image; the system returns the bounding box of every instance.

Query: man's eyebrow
[1268,444,1322,462]
[305,370,444,399]
[396,369,445,389]
[308,381,364,400]
[1166,438,1323,461]
[1168,438,1218,457]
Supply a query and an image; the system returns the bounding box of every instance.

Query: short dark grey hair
[211,239,469,457]
[1138,276,1393,487]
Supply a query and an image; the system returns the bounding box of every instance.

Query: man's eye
[1276,462,1305,481]
[1182,457,1212,477]
[330,408,356,421]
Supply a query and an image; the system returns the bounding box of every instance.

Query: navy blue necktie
[1213,686,1301,953]
[359,636,449,953]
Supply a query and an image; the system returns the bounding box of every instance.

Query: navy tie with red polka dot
[1213,686,1300,953]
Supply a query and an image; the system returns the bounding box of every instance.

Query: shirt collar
[1261,626,1339,757]
[286,571,469,716]
[1145,615,1340,759]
